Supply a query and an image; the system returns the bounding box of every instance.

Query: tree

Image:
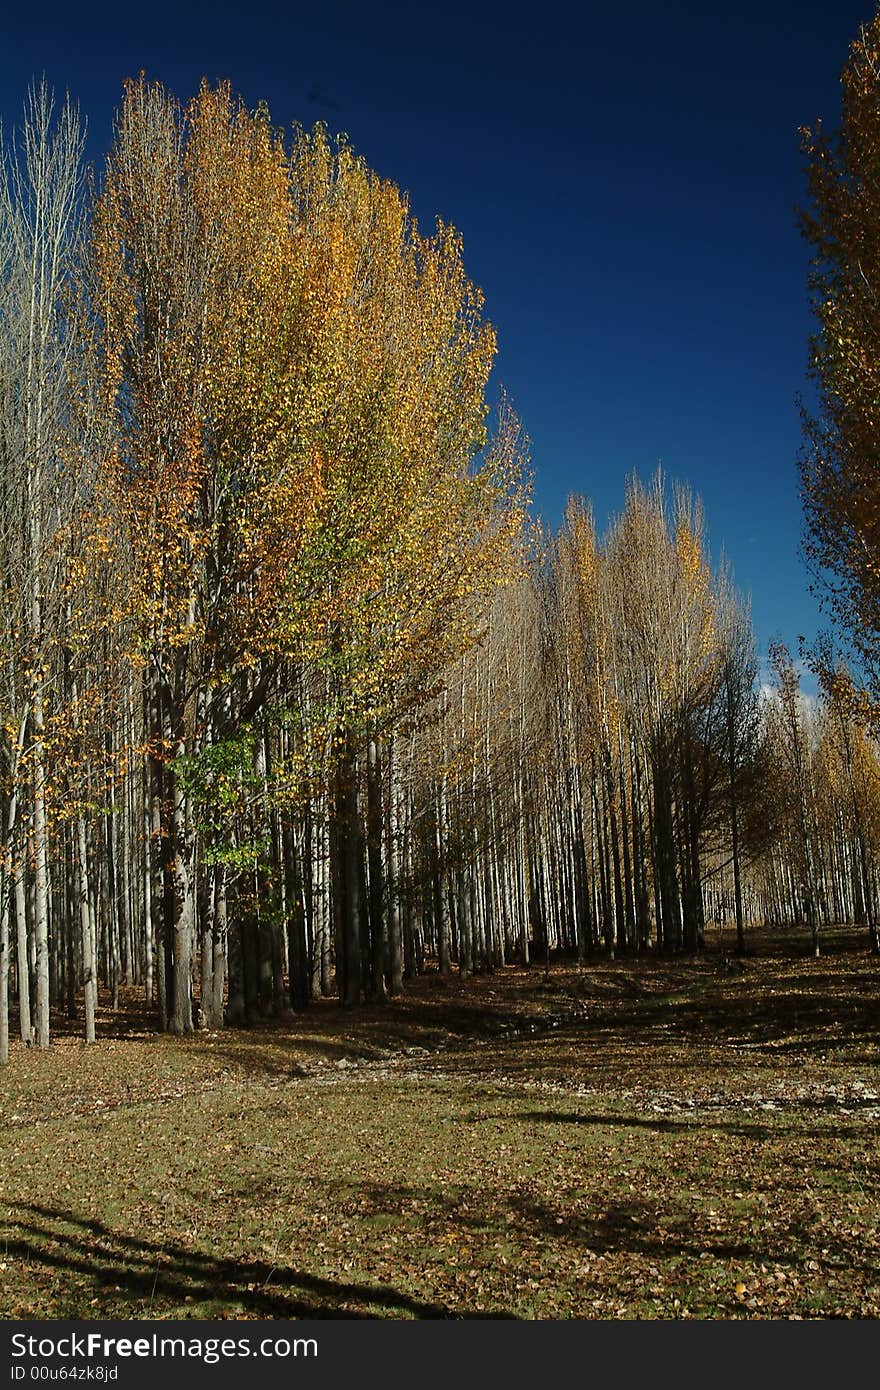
[92,79,315,1033]
[767,643,822,954]
[0,81,86,1052]
[806,632,880,949]
[90,80,528,1027]
[715,569,761,953]
[800,6,880,698]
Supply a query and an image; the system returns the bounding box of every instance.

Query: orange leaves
[92,79,312,678]
[86,73,528,766]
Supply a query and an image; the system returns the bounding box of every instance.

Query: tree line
[0,68,878,1062]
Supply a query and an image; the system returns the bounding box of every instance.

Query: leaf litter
[0,925,877,1319]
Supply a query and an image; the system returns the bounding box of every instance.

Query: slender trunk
[0,872,9,1065]
[387,739,404,995]
[727,705,745,954]
[435,781,451,977]
[199,865,217,1027]
[335,728,362,1007]
[167,757,194,1034]
[211,869,228,1023]
[226,889,246,1025]
[14,846,32,1044]
[31,684,50,1048]
[77,814,97,1044]
[285,822,309,1011]
[366,737,386,1000]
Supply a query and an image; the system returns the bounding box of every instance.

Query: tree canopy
[800,7,880,699]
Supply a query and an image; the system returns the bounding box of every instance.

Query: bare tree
[0,81,86,1050]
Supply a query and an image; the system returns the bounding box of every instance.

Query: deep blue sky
[1,0,874,678]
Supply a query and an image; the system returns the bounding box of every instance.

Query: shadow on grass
[486,1107,880,1143]
[311,1176,763,1265]
[3,1202,512,1319]
[312,1172,878,1281]
[184,1001,579,1080]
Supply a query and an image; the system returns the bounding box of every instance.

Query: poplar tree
[0,82,86,1051]
[800,5,880,697]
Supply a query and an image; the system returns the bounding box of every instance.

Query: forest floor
[1,925,879,1320]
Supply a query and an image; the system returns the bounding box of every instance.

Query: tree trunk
[366,737,387,1000]
[31,685,50,1048]
[334,729,362,1007]
[77,814,96,1044]
[0,873,9,1065]
[387,740,404,996]
[14,847,32,1044]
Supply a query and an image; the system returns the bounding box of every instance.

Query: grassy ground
[1,926,878,1319]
